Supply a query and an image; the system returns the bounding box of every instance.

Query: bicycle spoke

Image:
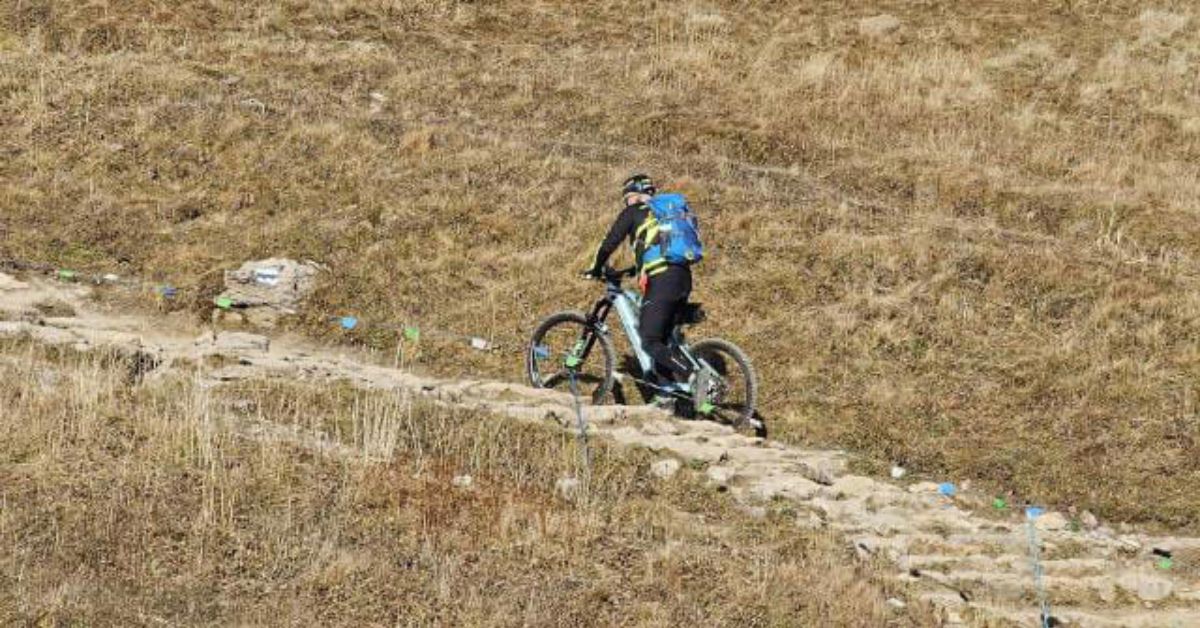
[527,313,615,405]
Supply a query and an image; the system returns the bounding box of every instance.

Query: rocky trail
[2,271,1199,627]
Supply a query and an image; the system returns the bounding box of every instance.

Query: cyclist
[582,173,710,412]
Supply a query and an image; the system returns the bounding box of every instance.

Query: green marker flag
[1157,558,1173,570]
[992,498,1007,510]
[57,269,77,281]
[403,326,420,342]
[215,297,234,310]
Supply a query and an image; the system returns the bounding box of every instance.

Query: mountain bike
[526,266,762,435]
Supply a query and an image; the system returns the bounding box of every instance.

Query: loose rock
[706,465,736,487]
[217,258,323,328]
[858,14,901,38]
[1117,572,1174,602]
[651,458,682,480]
[795,458,842,485]
[796,510,824,530]
[555,477,581,501]
[1034,512,1069,532]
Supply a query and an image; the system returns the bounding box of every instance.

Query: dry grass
[2,1,1199,527]
[0,339,920,626]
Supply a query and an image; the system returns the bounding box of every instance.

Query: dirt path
[2,272,1198,627]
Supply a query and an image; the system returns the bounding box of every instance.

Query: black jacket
[589,202,650,275]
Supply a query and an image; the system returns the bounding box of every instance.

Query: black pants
[639,265,693,383]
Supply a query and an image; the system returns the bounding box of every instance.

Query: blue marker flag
[937,482,956,497]
[339,316,358,330]
[1025,506,1044,520]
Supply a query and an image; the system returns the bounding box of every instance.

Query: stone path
[2,272,1198,627]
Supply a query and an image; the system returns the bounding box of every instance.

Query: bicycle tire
[690,338,760,433]
[526,311,616,404]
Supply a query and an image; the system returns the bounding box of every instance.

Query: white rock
[651,458,682,480]
[555,477,581,501]
[706,465,736,486]
[796,511,824,530]
[796,459,840,485]
[34,368,62,391]
[685,11,728,30]
[890,465,906,479]
[1034,511,1069,531]
[451,474,473,489]
[886,597,906,609]
[1117,572,1174,602]
[239,98,266,113]
[858,14,901,38]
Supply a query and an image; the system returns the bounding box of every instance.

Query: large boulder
[215,258,322,327]
[858,14,901,39]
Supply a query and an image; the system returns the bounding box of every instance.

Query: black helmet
[622,173,656,198]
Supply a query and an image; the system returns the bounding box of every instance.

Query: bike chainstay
[619,365,726,403]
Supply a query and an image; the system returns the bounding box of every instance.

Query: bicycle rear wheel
[690,338,760,434]
[527,311,615,404]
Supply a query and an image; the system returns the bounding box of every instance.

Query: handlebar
[603,265,637,284]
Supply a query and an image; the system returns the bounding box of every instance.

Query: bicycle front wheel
[691,338,760,433]
[527,311,615,404]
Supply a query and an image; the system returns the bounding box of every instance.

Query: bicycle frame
[582,276,702,388]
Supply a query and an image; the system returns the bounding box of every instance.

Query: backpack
[639,193,704,268]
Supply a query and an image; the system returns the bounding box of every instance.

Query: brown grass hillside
[2,1,1199,527]
[0,339,921,625]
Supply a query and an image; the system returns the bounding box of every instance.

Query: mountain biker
[582,173,710,412]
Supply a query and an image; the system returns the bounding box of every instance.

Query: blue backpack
[641,193,704,268]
